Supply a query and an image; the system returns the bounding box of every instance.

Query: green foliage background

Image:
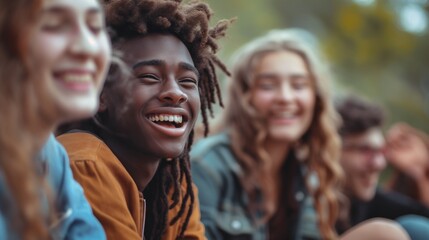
[206,0,429,132]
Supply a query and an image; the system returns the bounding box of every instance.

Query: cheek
[250,91,274,115]
[189,90,201,119]
[30,34,66,67]
[96,35,112,72]
[341,156,358,173]
[300,90,316,114]
[131,86,150,109]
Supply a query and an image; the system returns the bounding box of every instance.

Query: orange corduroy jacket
[58,132,206,240]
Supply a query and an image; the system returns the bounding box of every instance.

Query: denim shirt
[0,134,106,240]
[191,132,321,240]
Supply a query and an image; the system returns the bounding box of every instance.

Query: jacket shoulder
[191,133,233,167]
[57,132,107,163]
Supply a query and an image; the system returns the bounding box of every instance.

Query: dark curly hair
[103,0,231,239]
[336,94,385,136]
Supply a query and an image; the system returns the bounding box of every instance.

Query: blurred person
[57,0,232,239]
[335,95,429,240]
[191,29,409,240]
[0,0,111,239]
[385,122,429,206]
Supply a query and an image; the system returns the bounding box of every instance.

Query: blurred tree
[207,0,429,132]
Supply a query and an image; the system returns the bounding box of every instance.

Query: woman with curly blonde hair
[191,29,409,240]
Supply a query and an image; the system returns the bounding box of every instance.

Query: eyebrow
[42,6,101,15]
[132,59,164,69]
[255,73,280,79]
[133,60,200,78]
[256,72,309,79]
[179,62,200,78]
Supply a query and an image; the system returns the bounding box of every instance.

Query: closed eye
[179,77,198,87]
[136,74,160,83]
[41,16,70,32]
[292,81,310,90]
[87,10,104,34]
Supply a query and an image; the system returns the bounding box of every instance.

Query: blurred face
[340,128,386,201]
[30,0,111,123]
[250,50,316,143]
[103,34,200,159]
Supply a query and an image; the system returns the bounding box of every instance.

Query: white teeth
[148,114,184,124]
[277,112,295,118]
[62,74,92,83]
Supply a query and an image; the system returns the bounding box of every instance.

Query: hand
[385,123,429,181]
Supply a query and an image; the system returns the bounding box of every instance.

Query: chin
[269,128,303,142]
[359,191,376,202]
[161,147,186,159]
[69,101,98,117]
[67,108,97,122]
[163,153,184,160]
[269,134,300,143]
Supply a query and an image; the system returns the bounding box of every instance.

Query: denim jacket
[0,134,106,240]
[191,132,321,240]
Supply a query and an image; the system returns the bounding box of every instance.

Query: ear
[98,90,108,113]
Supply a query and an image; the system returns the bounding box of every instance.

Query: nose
[158,78,188,105]
[69,24,99,57]
[276,81,294,102]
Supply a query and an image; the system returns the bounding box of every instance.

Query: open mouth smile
[54,71,95,92]
[146,113,190,138]
[147,113,187,128]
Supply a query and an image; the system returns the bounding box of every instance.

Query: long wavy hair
[68,0,231,239]
[0,0,57,239]
[222,29,343,239]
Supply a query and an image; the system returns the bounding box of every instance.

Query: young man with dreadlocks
[57,0,231,239]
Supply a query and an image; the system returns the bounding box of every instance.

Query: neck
[264,138,290,173]
[35,123,56,153]
[98,129,160,191]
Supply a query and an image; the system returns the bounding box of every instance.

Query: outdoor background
[205,0,429,133]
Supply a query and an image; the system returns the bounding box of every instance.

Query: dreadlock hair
[101,1,231,239]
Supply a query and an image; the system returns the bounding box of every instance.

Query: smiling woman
[56,0,232,239]
[32,0,111,121]
[190,28,411,240]
[191,28,342,240]
[0,0,110,239]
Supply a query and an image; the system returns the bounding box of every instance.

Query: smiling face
[103,34,200,159]
[340,128,386,201]
[29,0,111,123]
[250,50,316,143]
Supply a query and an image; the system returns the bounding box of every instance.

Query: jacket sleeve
[69,159,143,240]
[369,188,429,220]
[191,160,223,240]
[46,137,106,240]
